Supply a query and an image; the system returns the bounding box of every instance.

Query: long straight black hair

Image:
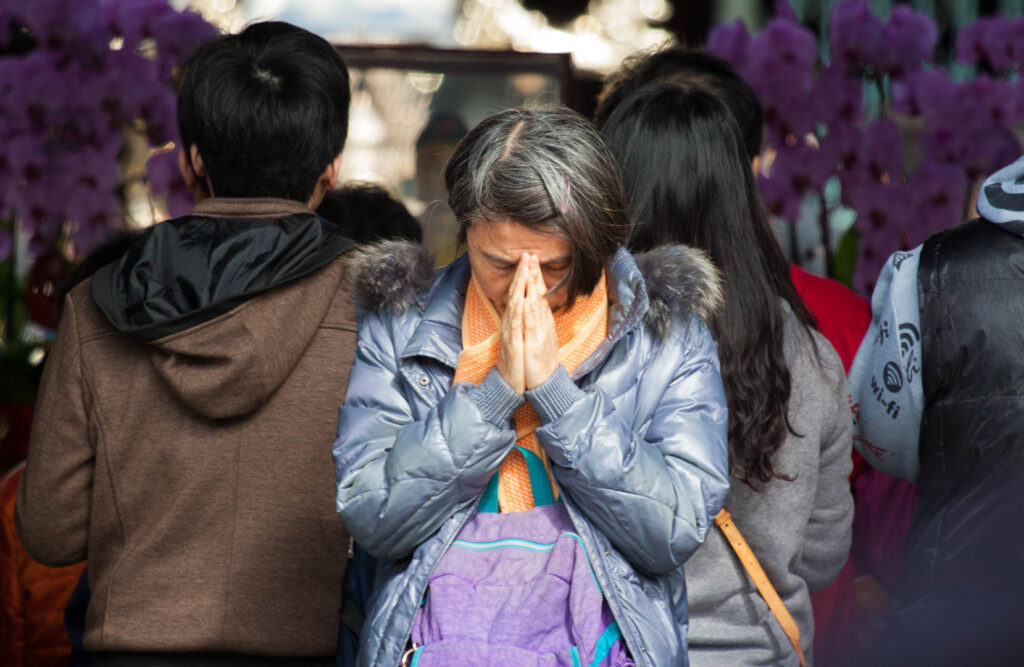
[600,84,816,489]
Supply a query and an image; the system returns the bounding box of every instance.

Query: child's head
[175,21,350,205]
[316,183,423,245]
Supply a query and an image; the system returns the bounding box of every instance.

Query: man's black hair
[595,47,763,161]
[316,184,422,245]
[176,21,350,202]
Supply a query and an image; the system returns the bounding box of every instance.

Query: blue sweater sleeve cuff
[525,365,585,424]
[469,367,525,427]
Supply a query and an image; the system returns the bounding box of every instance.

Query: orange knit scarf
[453,273,608,512]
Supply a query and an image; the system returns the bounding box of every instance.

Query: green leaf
[833,226,859,289]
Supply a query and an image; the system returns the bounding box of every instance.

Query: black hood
[92,198,355,341]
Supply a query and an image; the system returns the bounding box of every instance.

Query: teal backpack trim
[589,621,623,666]
[478,474,500,513]
[476,445,559,512]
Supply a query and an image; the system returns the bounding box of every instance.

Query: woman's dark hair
[444,107,630,307]
[595,47,763,162]
[176,21,350,202]
[600,84,815,489]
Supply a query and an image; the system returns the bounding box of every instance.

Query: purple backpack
[404,446,633,667]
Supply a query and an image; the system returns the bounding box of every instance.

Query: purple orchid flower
[151,9,217,68]
[859,119,905,182]
[758,172,804,223]
[819,122,863,173]
[853,231,891,295]
[813,65,863,126]
[1,0,215,252]
[101,0,173,50]
[845,176,915,294]
[881,6,938,78]
[829,0,887,74]
[771,143,832,196]
[706,18,751,70]
[955,16,1023,71]
[905,162,968,246]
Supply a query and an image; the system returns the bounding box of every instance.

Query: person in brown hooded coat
[16,21,358,666]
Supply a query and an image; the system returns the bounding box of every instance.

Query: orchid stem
[3,216,16,345]
[788,217,800,267]
[820,199,834,277]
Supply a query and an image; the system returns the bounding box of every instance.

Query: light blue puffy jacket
[334,242,730,666]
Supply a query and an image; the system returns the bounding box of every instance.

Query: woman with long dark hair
[600,85,853,666]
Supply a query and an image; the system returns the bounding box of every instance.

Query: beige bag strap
[715,508,807,667]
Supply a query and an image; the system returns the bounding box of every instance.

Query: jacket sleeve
[333,311,520,560]
[796,343,854,592]
[15,297,92,567]
[529,318,730,575]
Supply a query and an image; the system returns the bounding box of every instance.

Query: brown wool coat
[15,207,358,656]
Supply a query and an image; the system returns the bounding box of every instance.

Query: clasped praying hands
[497,253,560,394]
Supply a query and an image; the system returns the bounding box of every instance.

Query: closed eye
[541,254,572,272]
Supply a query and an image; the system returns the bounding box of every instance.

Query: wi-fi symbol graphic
[883,361,904,393]
[898,323,920,357]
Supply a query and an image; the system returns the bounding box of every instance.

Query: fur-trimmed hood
[349,240,721,337]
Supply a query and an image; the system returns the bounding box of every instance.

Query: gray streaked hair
[444,107,631,305]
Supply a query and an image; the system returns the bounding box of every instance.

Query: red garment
[788,265,869,373]
[0,463,86,667]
